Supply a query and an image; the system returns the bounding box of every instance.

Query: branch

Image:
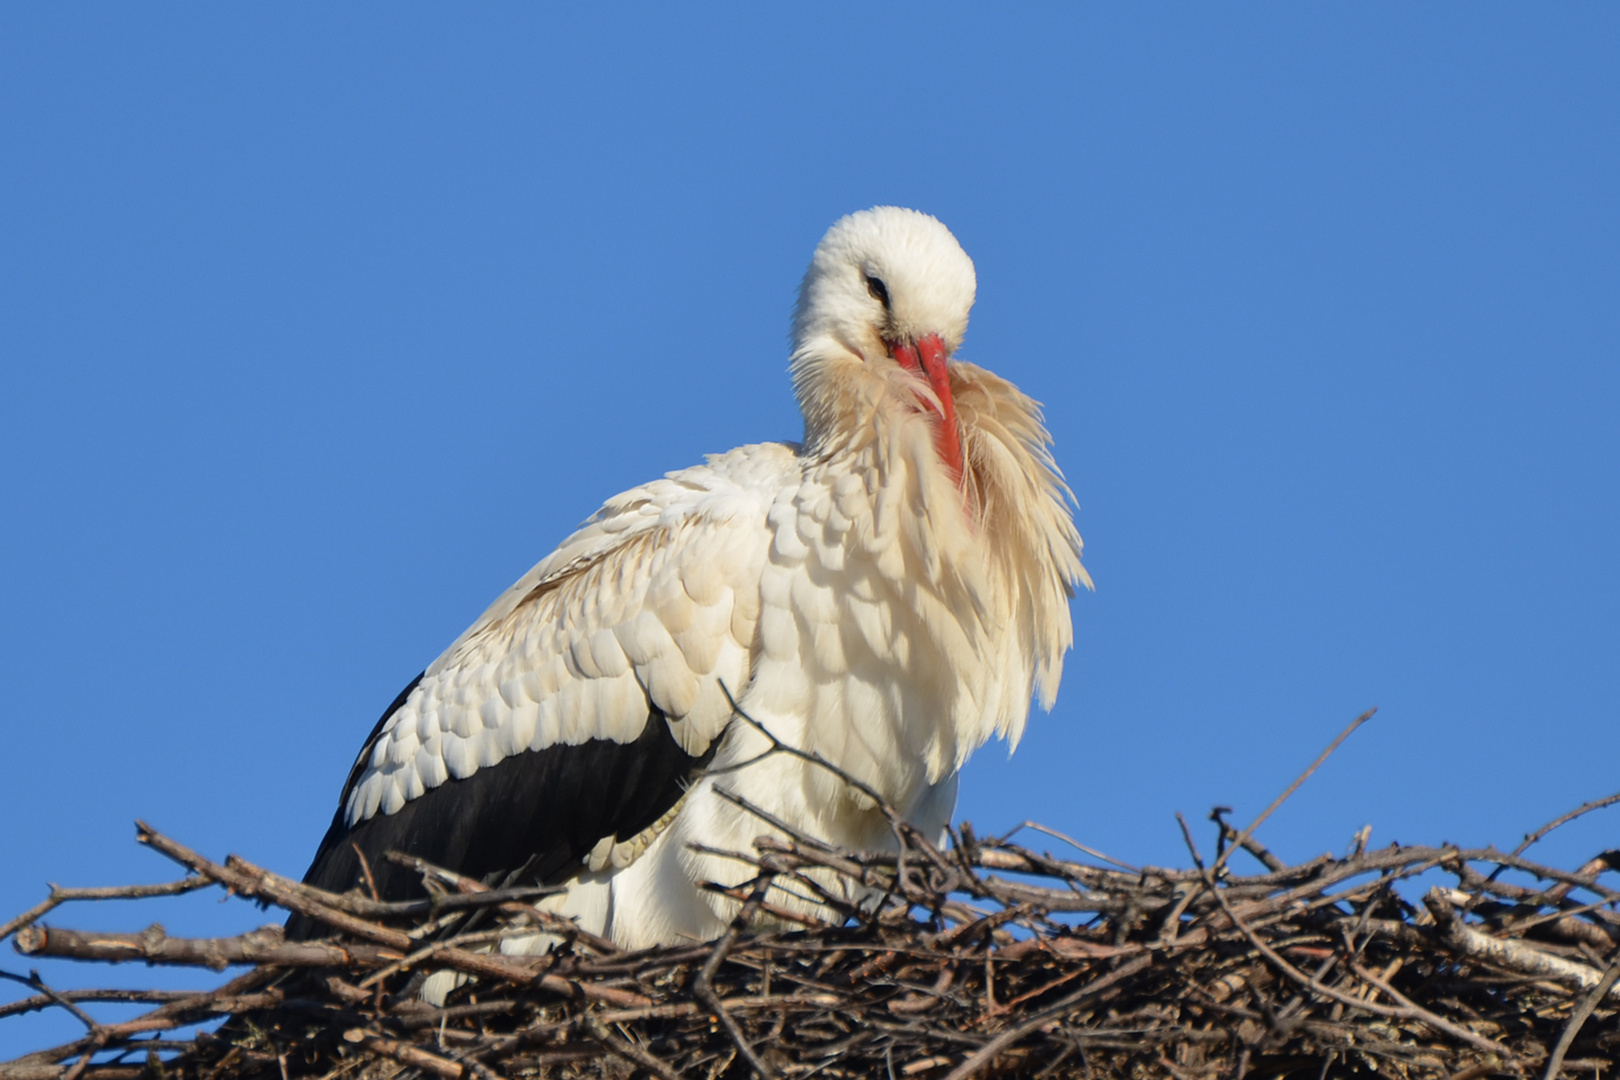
[1515,789,1620,857]
[0,878,211,945]
[1542,942,1620,1080]
[14,924,397,972]
[692,874,777,1080]
[341,1029,468,1080]
[1211,708,1374,876]
[1423,889,1620,1000]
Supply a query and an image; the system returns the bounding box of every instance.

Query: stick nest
[4,773,1618,1079]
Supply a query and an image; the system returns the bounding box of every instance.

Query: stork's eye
[864,274,890,309]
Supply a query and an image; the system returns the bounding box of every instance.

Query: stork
[293,207,1089,953]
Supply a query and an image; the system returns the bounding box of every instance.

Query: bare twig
[1542,942,1620,1080]
[341,1029,468,1079]
[0,878,211,945]
[693,874,777,1079]
[1182,813,1515,1060]
[0,989,198,1022]
[13,924,394,971]
[715,683,904,834]
[0,971,101,1034]
[1423,889,1620,999]
[1515,790,1620,857]
[940,955,1155,1080]
[379,851,604,951]
[1211,708,1375,875]
[997,822,1140,874]
[582,1016,683,1080]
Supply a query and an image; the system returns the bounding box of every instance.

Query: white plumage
[298,206,1090,958]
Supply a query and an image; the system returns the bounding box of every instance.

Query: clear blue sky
[3,6,1617,1056]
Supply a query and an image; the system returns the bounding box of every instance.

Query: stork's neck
[789,334,959,475]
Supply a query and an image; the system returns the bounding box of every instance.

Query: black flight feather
[288,672,717,939]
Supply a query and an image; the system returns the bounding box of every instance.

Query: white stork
[294,206,1089,955]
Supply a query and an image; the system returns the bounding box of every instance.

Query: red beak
[890,333,964,484]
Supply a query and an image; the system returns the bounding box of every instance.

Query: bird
[292,206,1090,955]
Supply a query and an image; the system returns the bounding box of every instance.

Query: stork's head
[790,207,977,476]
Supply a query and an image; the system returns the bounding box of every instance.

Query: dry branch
[5,717,1619,1079]
[6,821,1617,1080]
[13,925,397,972]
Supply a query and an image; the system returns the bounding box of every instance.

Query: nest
[4,715,1618,1080]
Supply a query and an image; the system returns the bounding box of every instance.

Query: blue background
[3,5,1617,1056]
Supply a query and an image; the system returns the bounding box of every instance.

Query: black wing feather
[289,673,716,939]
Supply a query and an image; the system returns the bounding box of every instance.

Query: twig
[997,823,1139,874]
[693,874,777,1079]
[1542,942,1620,1080]
[136,822,414,948]
[0,971,101,1033]
[1226,889,1512,1057]
[379,851,603,951]
[341,1029,468,1079]
[1423,889,1620,999]
[0,989,198,1022]
[1515,790,1620,857]
[1210,807,1286,874]
[940,955,1154,1080]
[1211,708,1374,875]
[133,823,646,1005]
[582,1016,682,1080]
[350,844,380,904]
[715,682,907,837]
[13,924,395,971]
[1179,812,1514,1059]
[0,879,211,945]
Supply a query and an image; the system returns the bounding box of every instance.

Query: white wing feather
[344,443,801,827]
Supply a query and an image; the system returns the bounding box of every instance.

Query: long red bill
[891,333,964,484]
